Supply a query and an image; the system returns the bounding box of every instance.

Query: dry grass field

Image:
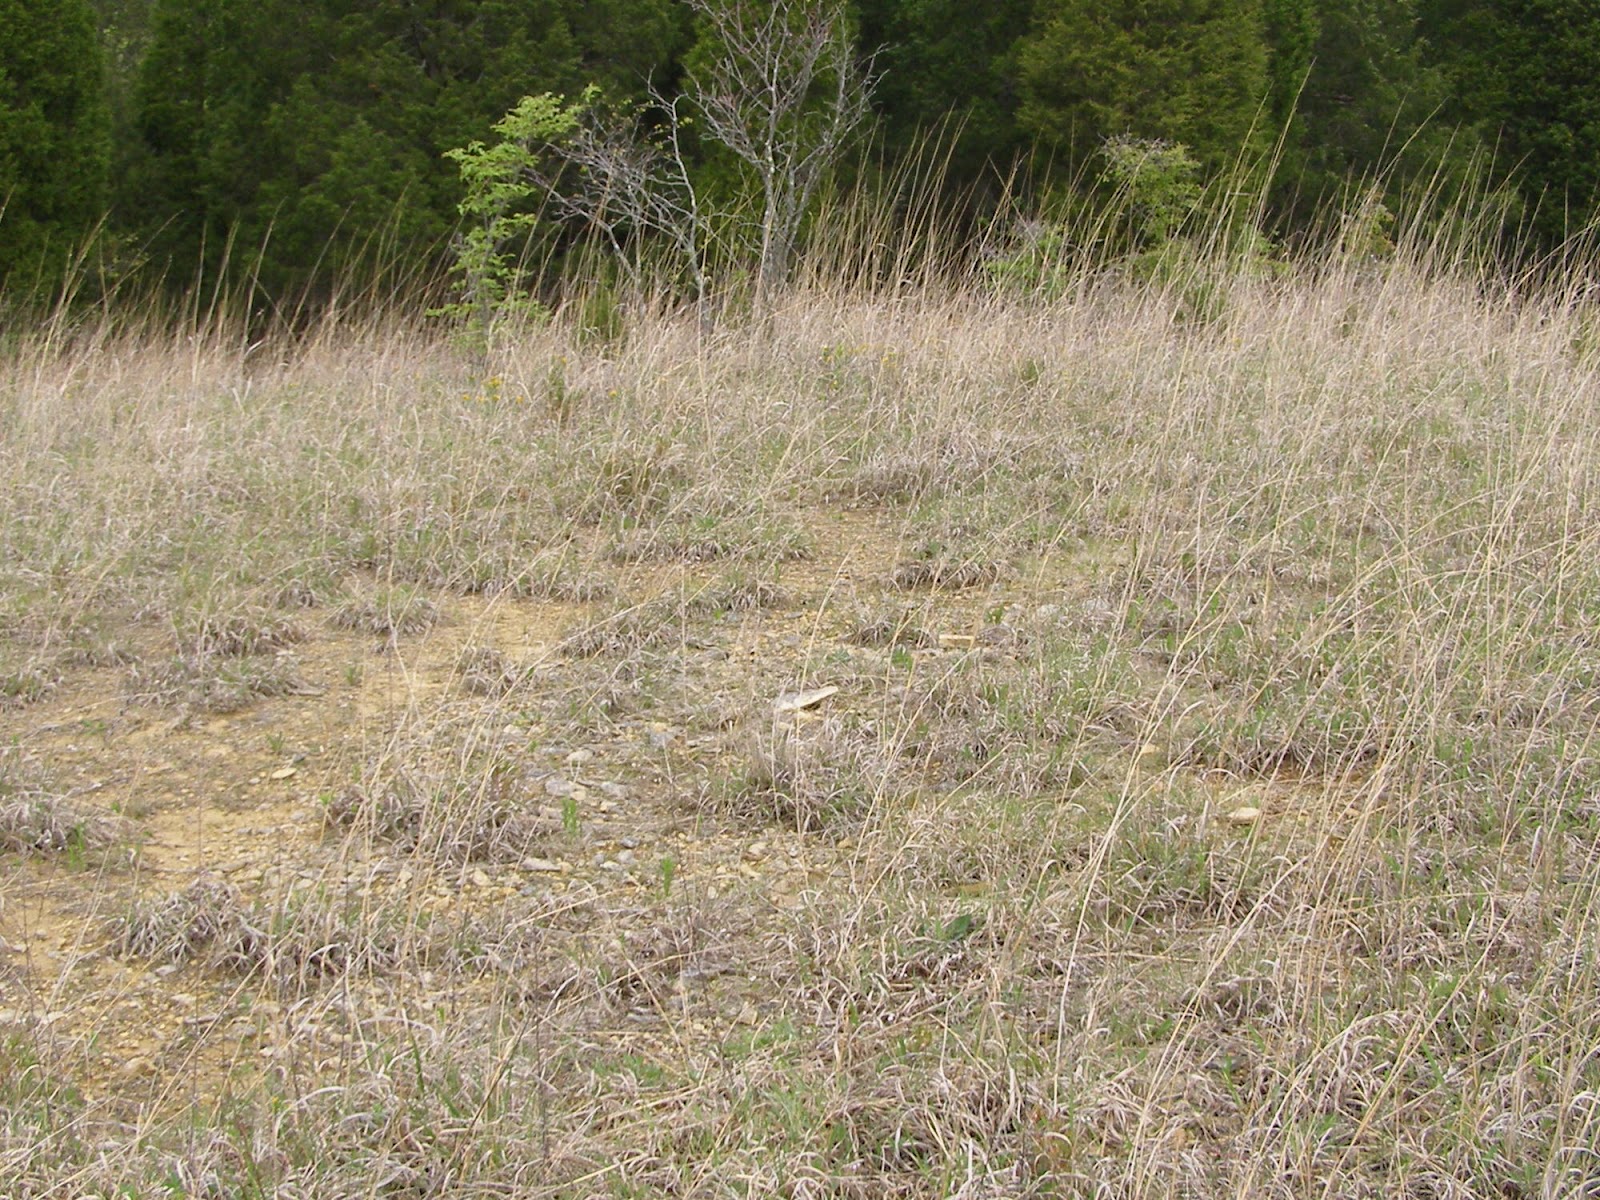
[4,249,1600,1197]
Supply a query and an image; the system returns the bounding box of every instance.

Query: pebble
[565,748,595,766]
[118,1056,154,1080]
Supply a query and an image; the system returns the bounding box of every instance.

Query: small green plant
[561,794,580,838]
[1100,135,1202,249]
[432,92,582,345]
[658,854,676,897]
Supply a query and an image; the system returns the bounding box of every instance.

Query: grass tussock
[331,584,439,637]
[125,651,309,713]
[0,754,130,859]
[6,237,1600,1196]
[325,760,561,864]
[111,873,447,985]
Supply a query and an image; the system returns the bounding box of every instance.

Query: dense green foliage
[1,0,1595,306]
[120,0,680,303]
[1017,0,1271,175]
[0,0,109,289]
[1425,0,1600,243]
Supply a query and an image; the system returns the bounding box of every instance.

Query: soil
[0,508,1026,1116]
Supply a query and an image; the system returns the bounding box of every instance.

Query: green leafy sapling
[433,92,586,342]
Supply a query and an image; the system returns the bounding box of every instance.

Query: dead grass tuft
[126,653,309,713]
[558,595,694,658]
[714,715,888,834]
[0,660,58,708]
[112,873,444,983]
[175,607,304,658]
[332,586,439,637]
[0,786,130,857]
[326,760,560,864]
[454,645,529,697]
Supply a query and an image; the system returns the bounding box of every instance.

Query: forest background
[2,0,1596,313]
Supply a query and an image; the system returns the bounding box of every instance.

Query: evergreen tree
[1425,0,1600,243]
[0,0,110,289]
[1016,0,1271,176]
[1270,1,1465,224]
[127,0,679,303]
[855,0,1032,184]
[123,0,297,288]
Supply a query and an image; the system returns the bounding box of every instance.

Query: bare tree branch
[683,0,876,298]
[446,0,874,330]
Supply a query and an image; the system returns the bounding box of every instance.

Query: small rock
[1225,806,1262,825]
[617,850,637,867]
[544,777,575,797]
[565,748,595,766]
[521,857,562,873]
[746,841,768,859]
[773,686,839,714]
[619,836,639,850]
[269,767,297,781]
[470,869,492,888]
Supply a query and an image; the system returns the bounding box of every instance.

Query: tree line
[2,0,1595,310]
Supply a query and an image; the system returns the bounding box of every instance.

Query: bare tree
[441,0,874,331]
[684,0,875,300]
[540,91,712,311]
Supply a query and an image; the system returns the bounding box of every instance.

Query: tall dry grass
[3,222,1600,1197]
